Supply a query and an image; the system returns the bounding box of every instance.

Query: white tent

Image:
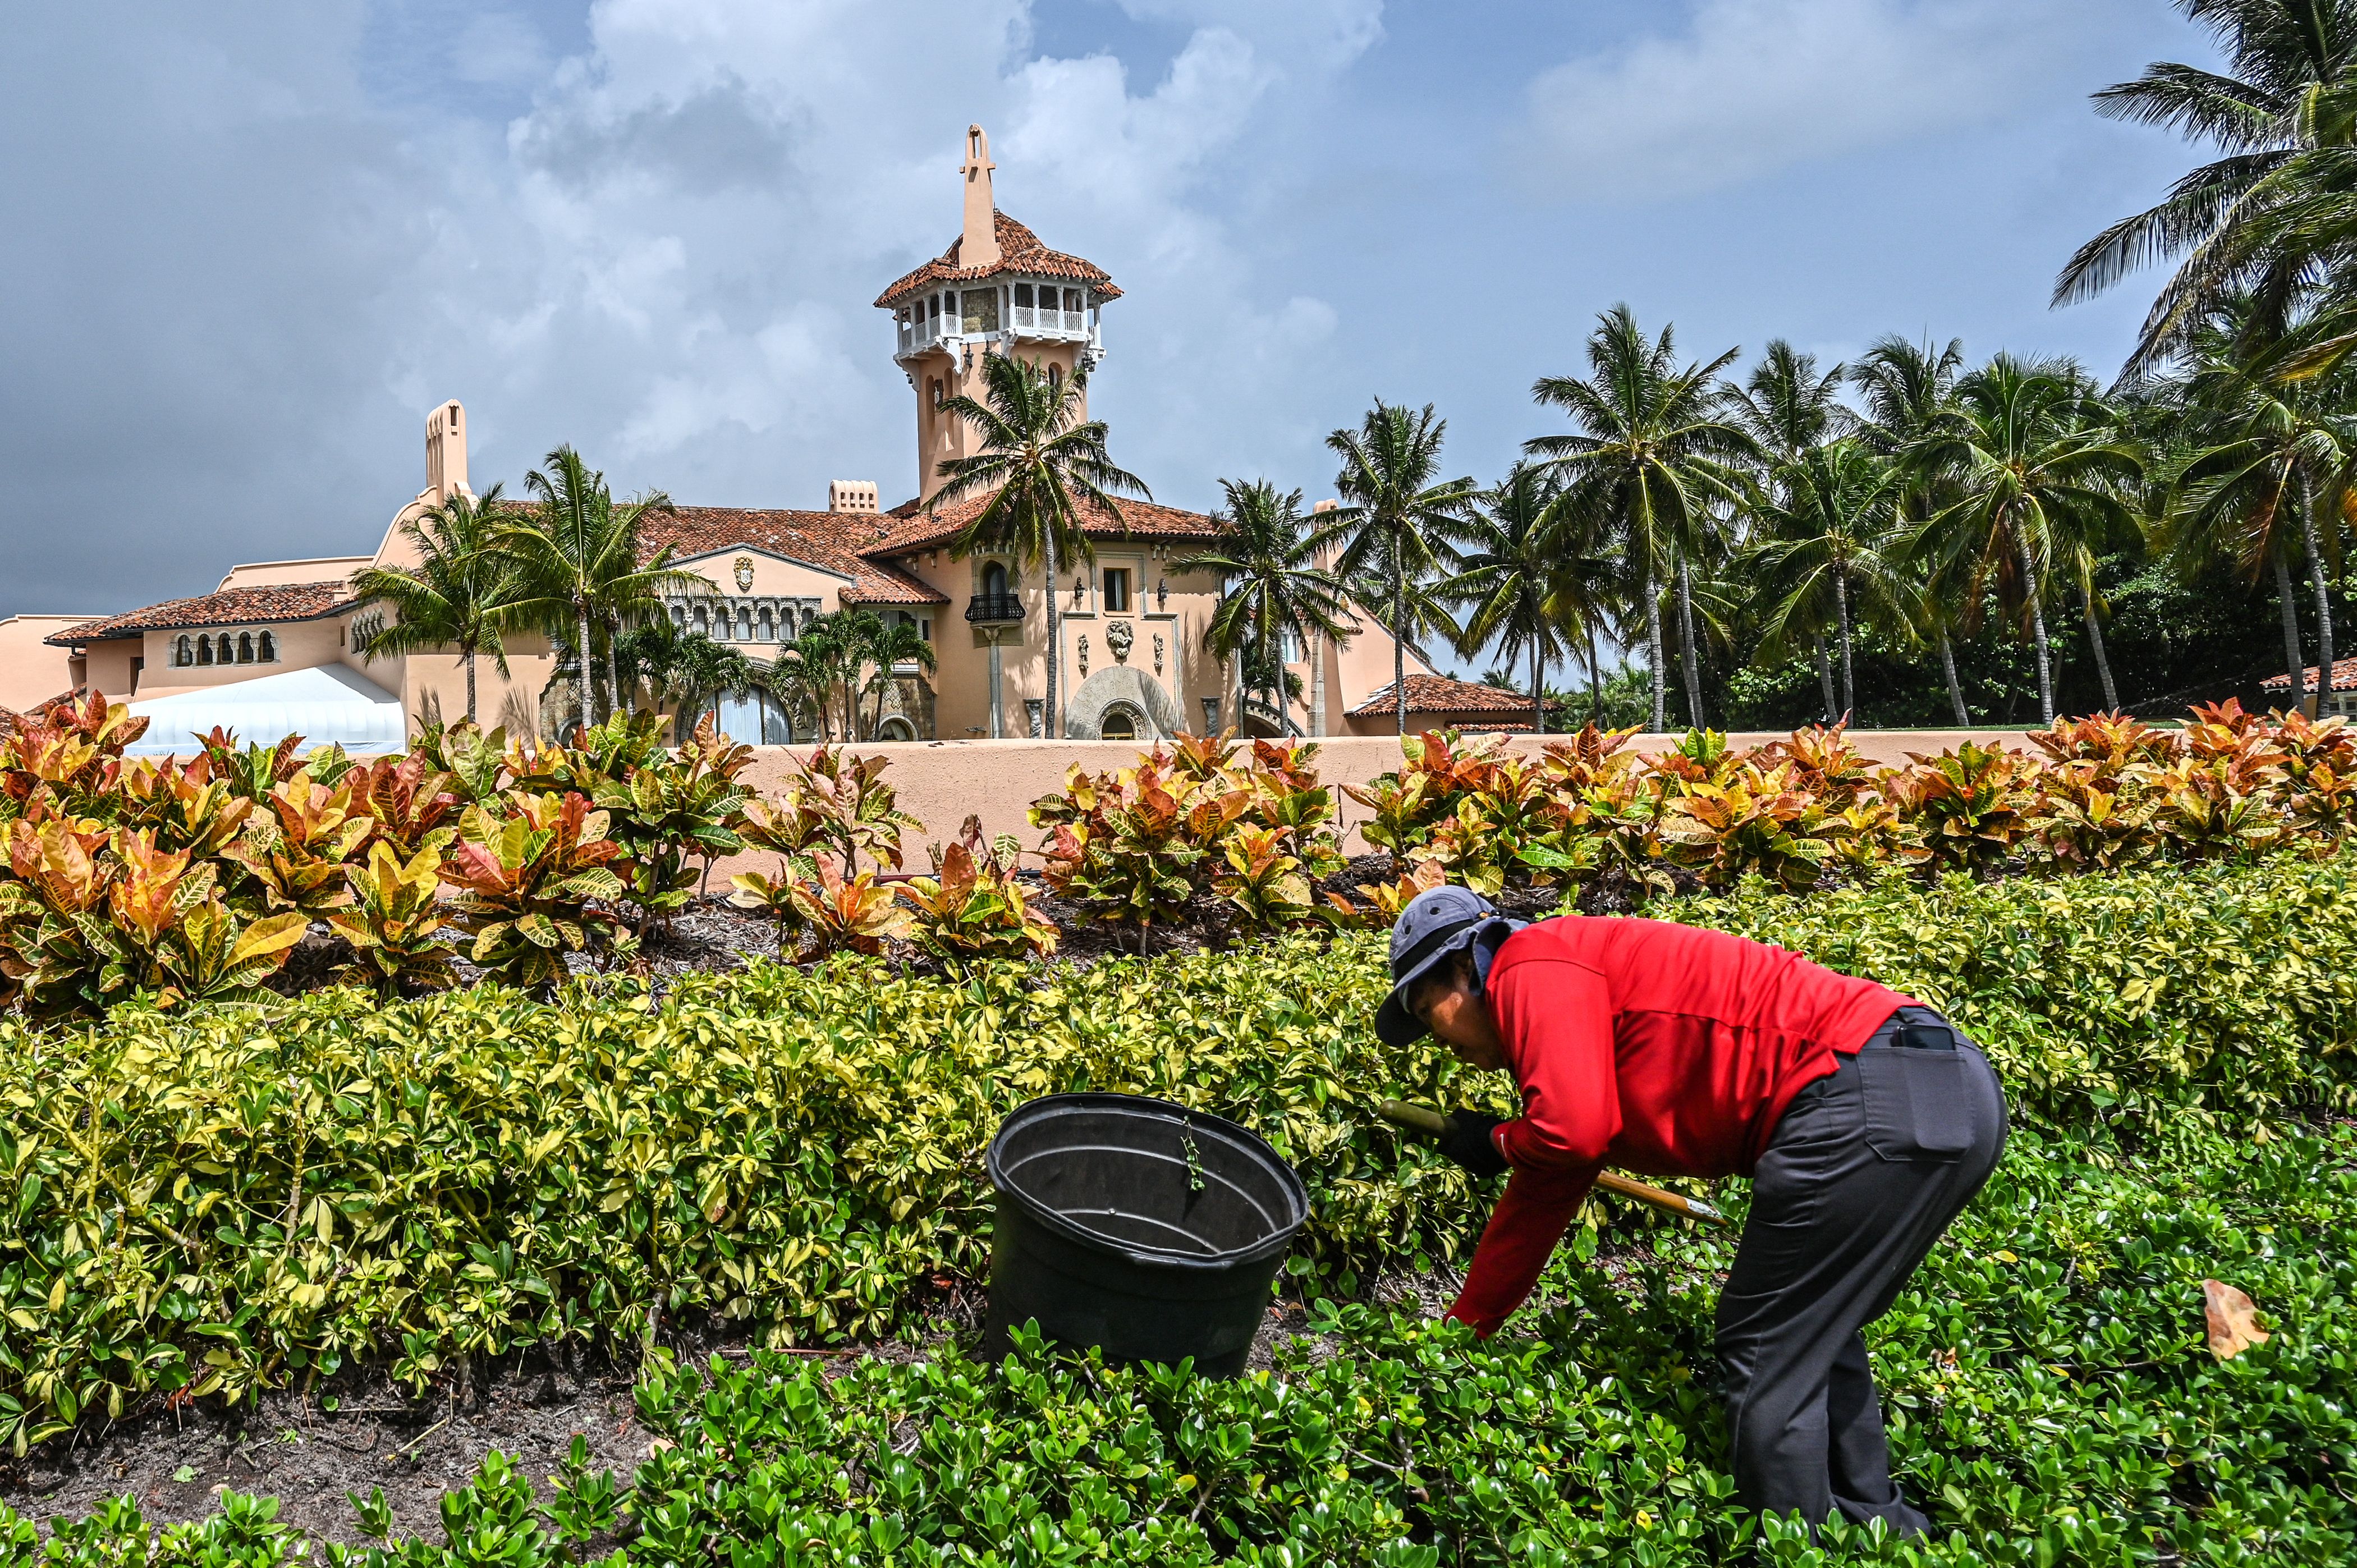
[125,664,406,757]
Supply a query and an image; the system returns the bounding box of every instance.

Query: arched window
[175,635,192,667]
[759,606,776,641]
[1100,706,1139,741]
[195,636,213,666]
[237,632,254,663]
[694,604,710,637]
[982,561,1009,601]
[671,604,686,629]
[1047,362,1062,389]
[258,631,276,662]
[217,634,235,664]
[737,606,753,641]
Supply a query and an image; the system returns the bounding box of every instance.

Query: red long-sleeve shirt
[1445,916,1913,1336]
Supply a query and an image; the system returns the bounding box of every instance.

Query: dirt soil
[0,1260,1514,1544]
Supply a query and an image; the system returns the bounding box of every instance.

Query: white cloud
[1512,0,2103,202]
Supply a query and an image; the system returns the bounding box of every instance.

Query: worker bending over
[1376,886,2006,1537]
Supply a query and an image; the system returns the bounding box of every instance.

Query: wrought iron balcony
[964,592,1028,625]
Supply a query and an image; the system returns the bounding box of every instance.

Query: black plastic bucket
[983,1093,1310,1378]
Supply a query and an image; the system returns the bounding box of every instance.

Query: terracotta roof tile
[869,491,1222,557]
[1349,674,1533,718]
[635,506,948,605]
[2262,656,2357,690]
[45,583,359,645]
[873,210,1120,309]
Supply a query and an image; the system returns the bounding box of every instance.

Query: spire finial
[959,124,1001,269]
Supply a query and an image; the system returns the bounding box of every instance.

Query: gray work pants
[1716,1007,2007,1537]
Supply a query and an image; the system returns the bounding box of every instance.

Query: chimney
[829,479,880,515]
[425,401,470,503]
[959,125,1000,269]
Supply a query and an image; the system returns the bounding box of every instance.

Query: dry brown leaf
[2203,1278,2271,1360]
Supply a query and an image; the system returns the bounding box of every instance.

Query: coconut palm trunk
[1832,568,1855,719]
[2015,535,2055,724]
[1938,627,1970,726]
[1675,551,1705,728]
[1530,640,1545,735]
[2275,548,2310,705]
[1587,626,1604,724]
[1393,567,1410,736]
[2080,580,2120,712]
[1643,569,1666,732]
[2301,510,2337,708]
[1044,530,1062,740]
[464,649,479,726]
[577,603,594,735]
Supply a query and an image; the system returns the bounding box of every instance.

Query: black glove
[1438,1111,1508,1180]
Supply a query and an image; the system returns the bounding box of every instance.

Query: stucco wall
[0,617,103,710]
[700,728,2005,887]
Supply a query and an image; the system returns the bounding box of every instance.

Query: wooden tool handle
[1378,1099,1728,1227]
[1378,1098,1456,1137]
[1593,1171,1727,1226]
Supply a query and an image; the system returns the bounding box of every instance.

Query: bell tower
[875,125,1122,501]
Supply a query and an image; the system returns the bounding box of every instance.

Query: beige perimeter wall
[703,728,2002,886]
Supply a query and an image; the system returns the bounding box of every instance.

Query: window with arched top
[258,632,275,662]
[982,561,1009,600]
[759,606,776,641]
[737,606,753,641]
[1047,363,1063,389]
[671,604,686,628]
[237,632,254,663]
[195,636,213,667]
[217,634,235,664]
[694,604,709,637]
[175,635,192,667]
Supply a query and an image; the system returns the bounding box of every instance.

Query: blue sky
[2,0,2216,619]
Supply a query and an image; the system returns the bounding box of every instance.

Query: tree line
[355,3,2356,741]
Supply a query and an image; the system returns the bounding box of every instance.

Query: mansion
[0,127,1530,751]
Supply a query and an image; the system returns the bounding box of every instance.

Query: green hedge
[0,861,2350,1452]
[12,1117,2353,1564]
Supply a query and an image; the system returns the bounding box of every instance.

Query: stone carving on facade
[1106,620,1133,664]
[732,556,755,592]
[1077,634,1090,676]
[1153,632,1164,675]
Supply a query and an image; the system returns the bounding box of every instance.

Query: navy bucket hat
[1373,886,1523,1048]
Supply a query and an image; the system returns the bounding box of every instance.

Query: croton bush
[3,689,2354,1017]
[1337,704,2357,903]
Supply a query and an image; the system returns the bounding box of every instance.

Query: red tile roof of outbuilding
[2262,657,2357,690]
[1349,674,1533,718]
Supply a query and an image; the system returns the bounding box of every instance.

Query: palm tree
[613,621,754,737]
[774,612,864,741]
[1320,402,1479,737]
[1746,441,1915,720]
[348,484,529,725]
[2162,328,2356,707]
[1731,340,1856,467]
[1528,306,1759,731]
[933,355,1150,740]
[499,446,709,739]
[2054,0,2357,373]
[857,615,941,740]
[1172,480,1354,735]
[1903,357,2145,723]
[1853,336,1975,723]
[1443,463,1578,734]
